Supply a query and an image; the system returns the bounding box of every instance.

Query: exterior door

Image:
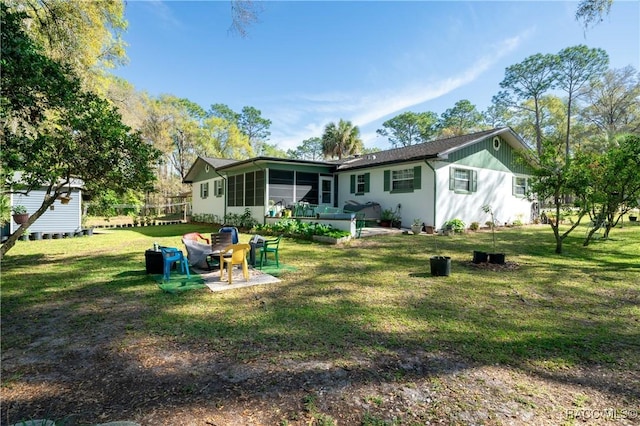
[319,176,333,206]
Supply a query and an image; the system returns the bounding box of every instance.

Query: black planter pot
[30,231,43,240]
[430,256,451,276]
[630,216,637,222]
[472,250,488,264]
[488,253,506,264]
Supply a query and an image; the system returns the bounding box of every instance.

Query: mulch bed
[467,260,521,271]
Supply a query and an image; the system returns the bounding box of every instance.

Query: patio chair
[182,232,210,245]
[219,226,239,244]
[160,247,190,281]
[219,243,250,284]
[355,212,366,238]
[182,235,215,270]
[206,232,234,269]
[258,236,281,269]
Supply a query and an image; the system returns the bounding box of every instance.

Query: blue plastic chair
[219,226,239,244]
[160,247,190,281]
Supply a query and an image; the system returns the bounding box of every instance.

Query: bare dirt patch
[3,322,639,425]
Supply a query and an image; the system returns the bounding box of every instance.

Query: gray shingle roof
[201,157,239,168]
[336,128,513,171]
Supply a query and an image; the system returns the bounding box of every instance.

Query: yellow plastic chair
[219,243,250,284]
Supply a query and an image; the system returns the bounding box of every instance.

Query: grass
[2,221,639,418]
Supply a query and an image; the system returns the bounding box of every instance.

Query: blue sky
[113,1,640,151]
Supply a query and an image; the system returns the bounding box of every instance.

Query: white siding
[192,177,226,220]
[337,161,436,228]
[434,161,533,229]
[11,189,82,234]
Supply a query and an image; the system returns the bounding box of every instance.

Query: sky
[113,0,640,152]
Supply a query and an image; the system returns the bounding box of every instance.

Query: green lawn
[1,222,639,423]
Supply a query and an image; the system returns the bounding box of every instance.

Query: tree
[201,115,253,159]
[577,66,640,147]
[6,0,128,94]
[555,45,609,160]
[143,95,207,180]
[287,137,324,160]
[482,103,511,129]
[321,119,363,160]
[261,142,288,158]
[1,4,160,256]
[437,100,485,137]
[507,95,568,151]
[229,0,263,38]
[527,138,591,254]
[494,53,558,155]
[376,111,438,148]
[238,106,271,155]
[209,103,241,123]
[208,104,271,155]
[581,134,640,245]
[576,0,614,30]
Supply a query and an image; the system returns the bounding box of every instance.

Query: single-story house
[183,127,536,233]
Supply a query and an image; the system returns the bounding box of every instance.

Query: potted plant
[12,205,29,225]
[411,218,423,235]
[482,204,505,264]
[430,232,451,276]
[268,200,276,217]
[380,209,395,227]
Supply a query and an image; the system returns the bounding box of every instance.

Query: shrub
[469,221,480,231]
[253,219,350,240]
[444,218,465,233]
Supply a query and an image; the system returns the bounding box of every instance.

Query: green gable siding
[192,164,215,182]
[447,136,531,174]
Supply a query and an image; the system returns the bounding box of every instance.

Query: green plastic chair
[259,236,281,268]
[355,213,366,238]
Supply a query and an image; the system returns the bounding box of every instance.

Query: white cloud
[142,0,183,29]
[268,32,527,152]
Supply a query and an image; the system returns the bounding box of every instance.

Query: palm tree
[321,119,363,159]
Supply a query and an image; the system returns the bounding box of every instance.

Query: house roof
[183,157,239,183]
[183,127,531,182]
[335,127,529,171]
[213,156,337,172]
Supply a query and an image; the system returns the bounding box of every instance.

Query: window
[269,169,294,207]
[214,179,224,197]
[493,136,501,151]
[321,178,332,204]
[383,166,421,193]
[392,169,414,191]
[295,172,319,203]
[513,176,528,197]
[449,168,477,193]
[244,170,266,206]
[350,173,370,195]
[227,175,244,207]
[200,182,209,199]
